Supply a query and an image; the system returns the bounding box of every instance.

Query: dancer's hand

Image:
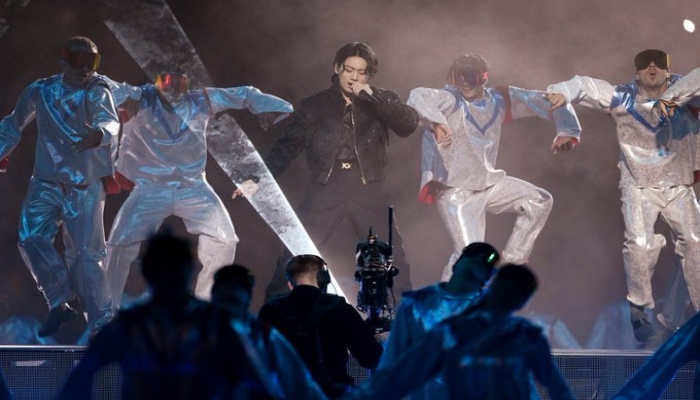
[545,92,567,111]
[656,99,678,118]
[232,179,259,199]
[433,123,452,146]
[258,112,286,131]
[73,125,103,152]
[551,136,577,154]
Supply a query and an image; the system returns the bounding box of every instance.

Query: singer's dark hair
[331,42,379,83]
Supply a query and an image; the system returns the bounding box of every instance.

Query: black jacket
[258,285,383,392]
[265,84,420,184]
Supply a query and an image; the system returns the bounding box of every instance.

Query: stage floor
[0,346,694,399]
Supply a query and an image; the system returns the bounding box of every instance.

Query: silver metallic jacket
[0,74,119,183]
[661,67,700,113]
[548,75,700,188]
[111,83,293,187]
[409,85,581,196]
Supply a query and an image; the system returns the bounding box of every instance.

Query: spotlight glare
[683,19,696,33]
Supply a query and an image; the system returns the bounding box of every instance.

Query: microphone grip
[358,91,380,105]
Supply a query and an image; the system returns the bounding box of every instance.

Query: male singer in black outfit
[264,42,420,301]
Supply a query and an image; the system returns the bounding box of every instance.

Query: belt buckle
[340,162,352,170]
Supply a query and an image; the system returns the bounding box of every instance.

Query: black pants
[265,163,412,305]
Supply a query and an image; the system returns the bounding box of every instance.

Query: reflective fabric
[548,76,700,312]
[106,183,238,304]
[105,82,291,304]
[621,185,700,310]
[349,313,572,400]
[0,72,119,333]
[661,67,700,109]
[409,85,569,280]
[18,178,112,330]
[410,85,580,193]
[547,76,699,188]
[0,74,119,184]
[436,181,552,280]
[378,283,481,400]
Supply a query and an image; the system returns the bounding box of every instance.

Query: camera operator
[258,255,383,398]
[376,242,499,400]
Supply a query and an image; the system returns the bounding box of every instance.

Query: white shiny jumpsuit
[0,73,120,332]
[548,75,700,311]
[409,85,581,280]
[106,82,292,305]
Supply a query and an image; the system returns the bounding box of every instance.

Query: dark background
[0,0,698,345]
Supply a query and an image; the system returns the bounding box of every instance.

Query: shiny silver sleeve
[509,86,582,140]
[206,86,293,116]
[0,84,37,159]
[86,84,121,149]
[104,78,143,106]
[662,68,700,107]
[547,75,617,111]
[407,87,454,125]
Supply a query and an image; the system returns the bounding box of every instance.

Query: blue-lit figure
[547,50,700,343]
[0,36,119,338]
[57,233,276,400]
[347,264,573,400]
[211,264,327,399]
[377,242,498,400]
[106,72,292,306]
[408,54,581,282]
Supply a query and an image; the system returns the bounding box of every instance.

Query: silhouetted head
[285,254,330,290]
[140,232,195,295]
[211,264,255,319]
[486,263,538,312]
[451,242,499,286]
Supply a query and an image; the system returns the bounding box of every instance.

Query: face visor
[62,50,101,71]
[155,73,190,94]
[634,50,669,70]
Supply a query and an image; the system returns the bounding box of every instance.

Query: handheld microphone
[357,90,380,105]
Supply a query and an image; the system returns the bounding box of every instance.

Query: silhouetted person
[346,264,573,400]
[613,310,700,399]
[211,264,327,399]
[377,242,499,399]
[57,233,274,400]
[263,42,420,302]
[548,50,700,344]
[258,254,383,398]
[409,54,581,282]
[0,36,119,338]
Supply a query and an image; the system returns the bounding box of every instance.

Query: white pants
[621,185,700,311]
[436,176,553,281]
[106,182,239,307]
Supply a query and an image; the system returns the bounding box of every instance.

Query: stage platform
[0,346,695,399]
